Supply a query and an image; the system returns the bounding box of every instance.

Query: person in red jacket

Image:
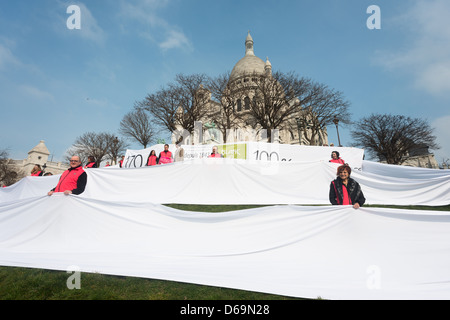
[146,150,158,166]
[329,151,345,165]
[84,156,97,168]
[158,144,173,164]
[48,156,87,196]
[30,164,43,176]
[208,146,223,158]
[329,164,365,209]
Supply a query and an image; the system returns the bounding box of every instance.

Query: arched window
[237,99,242,112]
[244,97,250,110]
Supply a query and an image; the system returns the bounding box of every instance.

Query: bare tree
[295,80,351,145]
[138,73,212,143]
[105,135,128,165]
[207,72,244,142]
[137,87,178,134]
[350,114,440,164]
[67,132,128,166]
[244,71,310,142]
[228,71,351,143]
[136,71,351,145]
[0,149,24,186]
[119,109,156,148]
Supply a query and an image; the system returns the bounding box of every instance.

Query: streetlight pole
[113,137,119,165]
[333,116,342,147]
[295,118,303,145]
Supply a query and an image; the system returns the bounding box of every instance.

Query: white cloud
[0,43,21,69]
[19,85,55,102]
[375,0,450,96]
[159,29,192,51]
[119,0,192,52]
[120,0,168,26]
[75,2,106,43]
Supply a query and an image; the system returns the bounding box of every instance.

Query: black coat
[329,177,365,206]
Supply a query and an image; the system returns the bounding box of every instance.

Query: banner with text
[124,142,364,170]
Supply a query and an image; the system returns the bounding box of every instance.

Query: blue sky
[1,0,449,164]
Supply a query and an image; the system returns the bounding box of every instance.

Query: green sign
[218,143,247,159]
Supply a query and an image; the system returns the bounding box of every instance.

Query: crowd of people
[140,144,223,167]
[37,145,365,209]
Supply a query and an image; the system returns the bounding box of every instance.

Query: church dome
[230,56,266,81]
[230,32,266,82]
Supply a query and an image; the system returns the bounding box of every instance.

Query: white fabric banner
[1,195,450,300]
[245,142,364,170]
[124,142,365,170]
[362,160,450,179]
[123,144,177,168]
[1,159,449,206]
[0,175,60,203]
[80,159,450,206]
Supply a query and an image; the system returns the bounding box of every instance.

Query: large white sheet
[0,175,60,203]
[1,195,450,300]
[362,160,450,179]
[1,159,449,206]
[83,159,450,206]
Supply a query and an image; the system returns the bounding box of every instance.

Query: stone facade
[401,144,440,169]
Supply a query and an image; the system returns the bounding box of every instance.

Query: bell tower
[245,31,255,56]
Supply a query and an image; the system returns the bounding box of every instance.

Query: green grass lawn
[0,203,449,300]
[0,266,300,300]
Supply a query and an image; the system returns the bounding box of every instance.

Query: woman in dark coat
[329,164,365,209]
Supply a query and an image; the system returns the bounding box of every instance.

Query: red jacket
[31,171,42,176]
[208,153,223,158]
[329,178,365,206]
[147,155,157,166]
[158,151,173,164]
[52,165,87,195]
[329,158,345,165]
[84,162,97,168]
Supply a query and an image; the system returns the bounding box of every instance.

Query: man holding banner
[158,144,173,165]
[208,145,223,158]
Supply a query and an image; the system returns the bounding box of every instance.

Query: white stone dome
[230,32,266,81]
[230,55,266,81]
